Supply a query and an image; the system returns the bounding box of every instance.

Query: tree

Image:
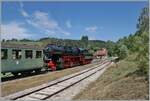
[20,38,33,42]
[117,7,149,78]
[11,38,18,41]
[137,7,149,33]
[113,44,128,60]
[135,7,149,77]
[118,44,128,59]
[81,35,89,48]
[135,31,149,77]
[2,39,5,42]
[106,40,115,56]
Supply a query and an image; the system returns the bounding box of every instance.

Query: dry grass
[74,60,149,100]
[1,62,99,97]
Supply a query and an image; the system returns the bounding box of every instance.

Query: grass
[74,60,149,100]
[1,62,100,97]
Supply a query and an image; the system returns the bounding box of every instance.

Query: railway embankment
[74,60,149,100]
[1,61,100,97]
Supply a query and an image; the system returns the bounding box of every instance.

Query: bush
[113,44,128,60]
[135,38,149,79]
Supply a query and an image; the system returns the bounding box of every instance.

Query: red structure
[48,60,56,71]
[94,48,108,59]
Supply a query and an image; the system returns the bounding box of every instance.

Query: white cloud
[85,26,98,32]
[29,11,70,35]
[20,2,29,17]
[66,20,72,28]
[1,22,31,39]
[19,3,71,36]
[30,11,58,30]
[21,10,29,17]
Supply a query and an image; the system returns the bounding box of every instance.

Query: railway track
[1,59,101,83]
[4,60,111,100]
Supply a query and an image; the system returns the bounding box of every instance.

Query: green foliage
[81,35,89,48]
[118,44,128,59]
[137,7,149,33]
[105,40,116,56]
[2,39,5,42]
[133,7,149,77]
[136,51,149,77]
[135,31,149,77]
[117,7,149,78]
[113,44,128,59]
[20,38,34,42]
[11,38,18,42]
[81,35,88,42]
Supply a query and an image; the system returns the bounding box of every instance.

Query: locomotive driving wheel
[13,72,19,77]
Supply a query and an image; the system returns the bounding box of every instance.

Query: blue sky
[2,1,148,42]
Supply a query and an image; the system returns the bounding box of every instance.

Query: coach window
[36,51,42,58]
[25,50,33,59]
[1,49,8,59]
[12,50,22,59]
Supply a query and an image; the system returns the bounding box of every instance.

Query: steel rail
[5,60,110,100]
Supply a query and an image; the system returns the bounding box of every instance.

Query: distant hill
[1,37,115,55]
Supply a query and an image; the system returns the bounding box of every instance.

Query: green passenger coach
[1,43,44,75]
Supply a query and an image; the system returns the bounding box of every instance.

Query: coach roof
[1,42,44,50]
